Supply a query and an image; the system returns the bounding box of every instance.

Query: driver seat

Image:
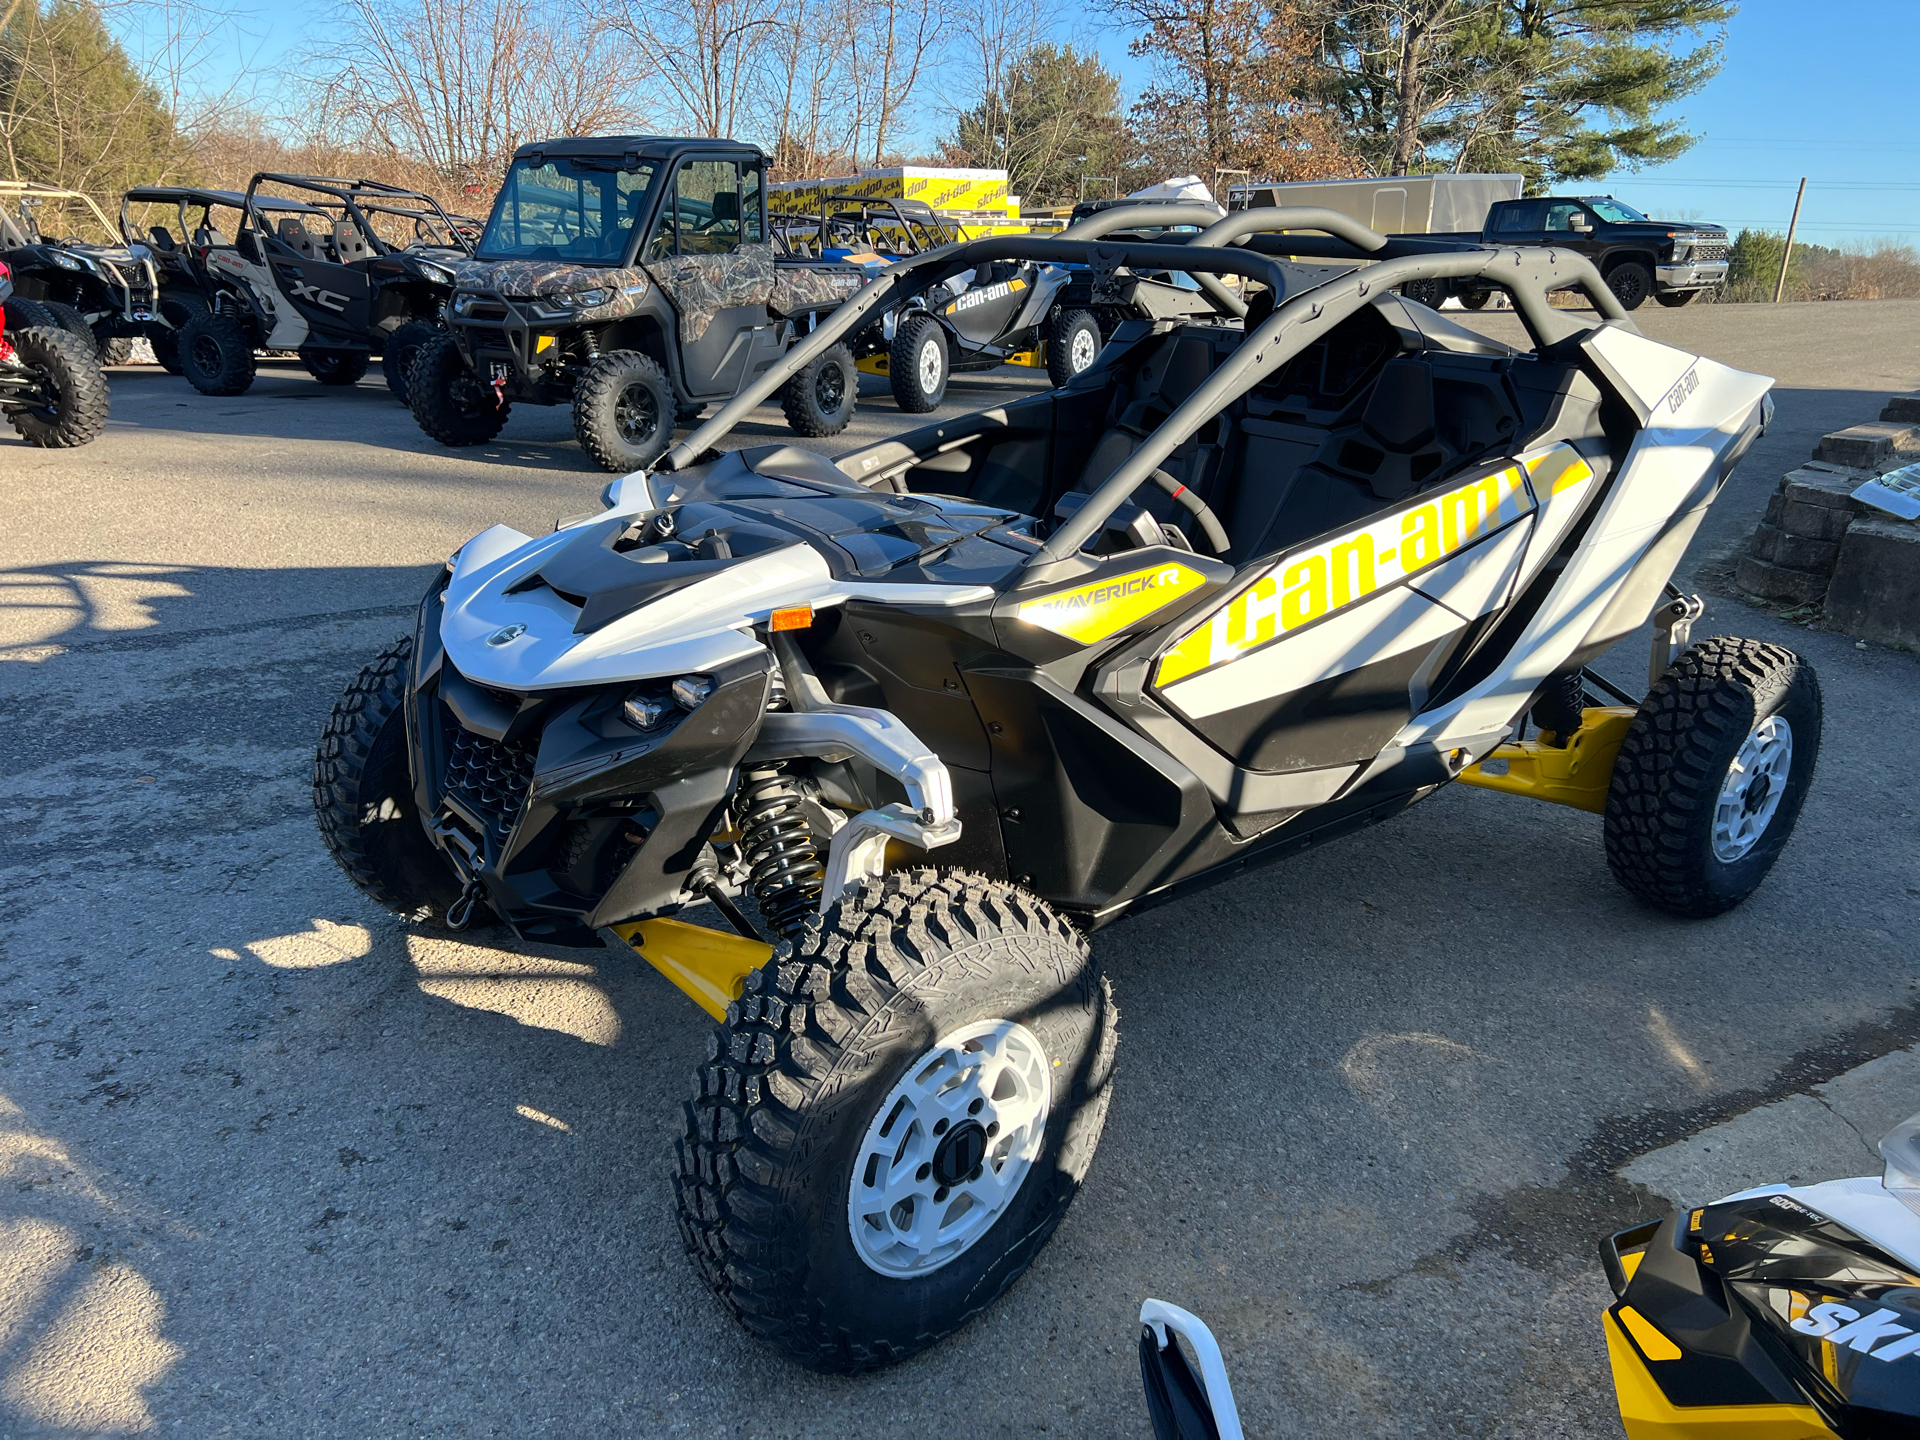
[332,219,372,263]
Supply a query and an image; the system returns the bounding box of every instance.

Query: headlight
[419,261,455,285]
[671,676,713,710]
[49,250,85,271]
[528,287,609,321]
[623,691,672,731]
[575,288,608,308]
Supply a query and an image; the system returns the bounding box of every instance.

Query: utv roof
[510,136,763,160]
[124,185,322,212]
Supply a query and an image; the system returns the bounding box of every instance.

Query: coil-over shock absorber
[736,764,823,941]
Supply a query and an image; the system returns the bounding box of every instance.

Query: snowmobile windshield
[477,156,659,264]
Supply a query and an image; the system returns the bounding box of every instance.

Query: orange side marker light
[770,604,814,632]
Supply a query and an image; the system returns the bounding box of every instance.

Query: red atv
[0,257,110,448]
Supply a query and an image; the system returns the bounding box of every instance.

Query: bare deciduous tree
[315,0,648,188]
[611,0,780,142]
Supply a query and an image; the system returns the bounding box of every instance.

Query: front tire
[408,333,508,446]
[1460,289,1492,311]
[313,634,464,922]
[573,349,674,471]
[1655,289,1699,308]
[380,319,443,404]
[781,341,857,436]
[302,348,370,385]
[178,308,257,395]
[677,869,1116,1373]
[2,325,110,448]
[151,294,207,375]
[887,314,947,413]
[1604,637,1821,918]
[1046,308,1103,387]
[1606,261,1654,311]
[40,300,97,352]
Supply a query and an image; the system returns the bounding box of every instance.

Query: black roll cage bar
[242,174,472,258]
[660,208,1632,579]
[776,195,958,259]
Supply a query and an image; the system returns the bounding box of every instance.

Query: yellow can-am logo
[1016,561,1208,644]
[1156,461,1552,686]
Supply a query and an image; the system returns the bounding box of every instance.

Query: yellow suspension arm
[1456,706,1636,814]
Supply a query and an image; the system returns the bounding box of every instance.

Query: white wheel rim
[847,1018,1051,1278]
[1070,327,1097,371]
[918,337,943,396]
[1712,715,1793,862]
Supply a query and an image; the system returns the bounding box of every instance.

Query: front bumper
[1657,261,1729,291]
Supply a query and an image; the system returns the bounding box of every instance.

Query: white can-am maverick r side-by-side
[313,212,1818,1372]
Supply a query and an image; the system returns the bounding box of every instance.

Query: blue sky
[179,0,1916,244]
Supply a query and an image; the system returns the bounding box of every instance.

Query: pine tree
[0,1,193,196]
[1318,0,1736,187]
[942,44,1128,207]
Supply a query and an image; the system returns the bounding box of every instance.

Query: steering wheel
[1146,468,1230,555]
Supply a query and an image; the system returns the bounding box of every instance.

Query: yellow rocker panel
[611,917,773,1021]
[1457,706,1636,814]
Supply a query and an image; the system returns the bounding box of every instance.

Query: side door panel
[943,268,1034,347]
[260,235,372,346]
[1152,461,1538,776]
[642,156,776,396]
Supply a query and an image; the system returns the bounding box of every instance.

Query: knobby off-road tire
[574,349,674,472]
[98,335,134,366]
[1606,261,1654,312]
[409,334,508,446]
[179,308,257,395]
[381,319,443,404]
[313,633,465,923]
[677,868,1117,1373]
[887,315,947,413]
[1046,308,1102,388]
[151,294,207,375]
[781,341,858,436]
[3,325,110,448]
[1604,637,1821,918]
[40,300,96,351]
[302,348,370,386]
[3,295,56,333]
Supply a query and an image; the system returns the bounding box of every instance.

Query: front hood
[450,256,651,301]
[442,444,1020,690]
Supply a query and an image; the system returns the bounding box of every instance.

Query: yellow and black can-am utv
[312,212,1816,1372]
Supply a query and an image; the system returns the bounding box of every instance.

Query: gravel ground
[1,300,1917,1437]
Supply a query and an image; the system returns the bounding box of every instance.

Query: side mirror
[1570,214,1593,234]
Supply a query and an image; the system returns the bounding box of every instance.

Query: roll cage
[241,175,472,259]
[774,196,958,260]
[661,209,1632,576]
[0,181,119,248]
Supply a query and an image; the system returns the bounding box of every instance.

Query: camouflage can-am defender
[409,137,868,473]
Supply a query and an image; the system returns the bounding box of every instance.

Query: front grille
[1690,239,1728,264]
[467,302,510,322]
[443,725,536,845]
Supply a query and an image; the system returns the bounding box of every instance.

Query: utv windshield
[1584,197,1649,224]
[477,156,659,263]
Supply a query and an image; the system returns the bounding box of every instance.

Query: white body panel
[206,248,308,349]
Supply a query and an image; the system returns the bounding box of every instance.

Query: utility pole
[1775,177,1807,304]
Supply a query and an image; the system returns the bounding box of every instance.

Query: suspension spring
[736,764,822,941]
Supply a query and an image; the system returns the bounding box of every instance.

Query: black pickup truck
[1406,194,1729,312]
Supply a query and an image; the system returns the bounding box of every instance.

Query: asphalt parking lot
[2,300,1917,1437]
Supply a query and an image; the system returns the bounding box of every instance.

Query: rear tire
[409,333,508,446]
[887,315,947,413]
[781,341,857,436]
[380,319,443,404]
[1604,637,1821,918]
[1046,308,1102,387]
[1606,261,1654,312]
[1655,290,1699,309]
[313,634,465,923]
[98,335,134,366]
[2,325,110,448]
[1401,279,1449,308]
[178,308,257,395]
[302,348,369,385]
[1460,290,1492,311]
[573,349,674,471]
[677,868,1116,1373]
